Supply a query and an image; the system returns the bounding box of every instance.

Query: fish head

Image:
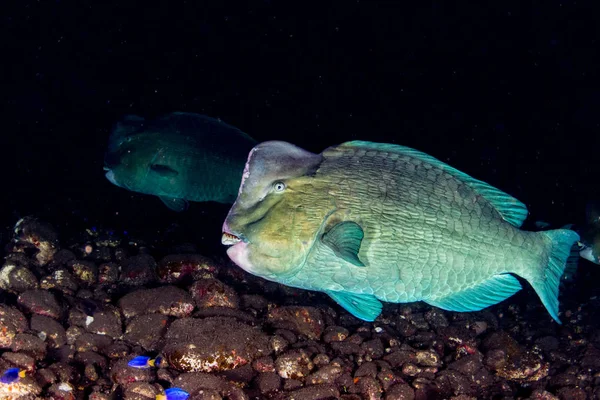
[104,134,180,195]
[222,141,330,281]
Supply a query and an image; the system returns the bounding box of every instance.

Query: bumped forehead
[239,141,323,195]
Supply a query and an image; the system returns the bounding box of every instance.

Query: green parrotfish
[221,140,580,323]
[104,112,257,211]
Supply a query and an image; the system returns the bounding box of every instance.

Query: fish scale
[223,140,580,323]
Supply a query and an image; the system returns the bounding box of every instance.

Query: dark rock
[267,306,324,340]
[580,345,600,369]
[549,372,578,388]
[274,329,297,344]
[285,384,339,400]
[0,305,28,348]
[36,367,57,386]
[86,305,122,337]
[385,383,415,400]
[172,372,248,399]
[357,376,382,399]
[11,333,47,360]
[483,349,507,371]
[355,361,378,378]
[424,310,449,330]
[414,350,441,367]
[362,338,385,360]
[103,341,131,359]
[241,294,269,313]
[534,336,560,354]
[124,313,170,351]
[556,386,587,400]
[163,317,270,372]
[48,362,77,383]
[434,370,475,397]
[0,257,39,292]
[2,351,35,371]
[270,335,290,355]
[66,326,85,345]
[275,349,314,379]
[66,259,98,286]
[30,314,67,348]
[122,381,160,399]
[448,354,483,376]
[282,378,303,391]
[395,318,418,338]
[40,268,79,294]
[220,363,256,384]
[191,278,239,309]
[307,364,343,385]
[75,351,108,369]
[377,367,404,391]
[17,289,62,319]
[98,262,119,285]
[193,306,256,322]
[256,372,281,395]
[120,254,158,286]
[252,356,275,373]
[527,389,559,400]
[383,349,416,368]
[74,333,113,353]
[118,286,195,318]
[157,253,217,283]
[323,326,350,343]
[313,353,330,366]
[330,341,363,356]
[11,216,59,266]
[401,363,422,377]
[110,358,154,385]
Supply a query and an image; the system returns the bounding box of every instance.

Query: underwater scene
[2,1,600,399]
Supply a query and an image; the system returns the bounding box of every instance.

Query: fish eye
[272,181,286,192]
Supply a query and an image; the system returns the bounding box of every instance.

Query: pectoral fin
[159,196,189,212]
[326,291,382,321]
[321,221,365,267]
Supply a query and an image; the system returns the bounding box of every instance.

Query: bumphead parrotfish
[104,112,257,211]
[222,140,580,323]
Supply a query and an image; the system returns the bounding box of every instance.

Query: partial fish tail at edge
[520,229,580,324]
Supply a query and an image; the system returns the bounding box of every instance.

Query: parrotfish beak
[221,223,256,273]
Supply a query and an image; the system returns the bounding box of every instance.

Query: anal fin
[425,274,522,313]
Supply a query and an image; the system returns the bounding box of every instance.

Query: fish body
[156,388,190,400]
[104,112,257,211]
[128,355,163,368]
[222,141,580,323]
[0,368,26,384]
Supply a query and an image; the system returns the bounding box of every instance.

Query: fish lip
[222,231,243,246]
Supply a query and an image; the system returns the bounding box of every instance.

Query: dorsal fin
[339,141,529,227]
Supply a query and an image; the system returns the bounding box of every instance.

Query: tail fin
[529,229,580,324]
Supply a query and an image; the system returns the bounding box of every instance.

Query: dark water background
[1,1,598,258]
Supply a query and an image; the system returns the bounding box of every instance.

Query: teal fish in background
[104,112,257,211]
[577,201,600,265]
[535,201,600,266]
[222,140,580,323]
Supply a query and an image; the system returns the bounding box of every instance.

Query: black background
[2,0,598,253]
